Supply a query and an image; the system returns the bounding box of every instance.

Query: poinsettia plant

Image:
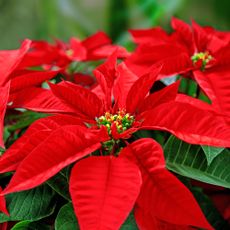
[0,18,229,230]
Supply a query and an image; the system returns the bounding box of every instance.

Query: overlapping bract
[0,18,230,229]
[126,17,230,122]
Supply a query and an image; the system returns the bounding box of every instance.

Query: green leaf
[55,203,79,230]
[11,220,51,230]
[191,188,230,229]
[46,169,71,201]
[164,135,230,188]
[3,127,10,142]
[0,184,56,223]
[108,0,129,41]
[6,111,48,132]
[201,145,224,165]
[120,212,138,230]
[179,78,198,97]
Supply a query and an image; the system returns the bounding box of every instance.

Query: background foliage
[0,0,230,49]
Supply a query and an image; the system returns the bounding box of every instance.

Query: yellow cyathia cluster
[96,109,135,134]
[191,51,213,70]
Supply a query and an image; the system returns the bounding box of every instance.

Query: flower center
[66,49,74,57]
[191,51,213,70]
[96,109,135,135]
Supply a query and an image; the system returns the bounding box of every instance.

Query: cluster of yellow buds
[96,109,135,134]
[191,51,213,70]
[66,49,74,57]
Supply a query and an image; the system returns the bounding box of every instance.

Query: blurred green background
[0,0,229,49]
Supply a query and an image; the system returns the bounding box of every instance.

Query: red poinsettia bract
[1,58,229,229]
[126,18,230,122]
[0,39,61,148]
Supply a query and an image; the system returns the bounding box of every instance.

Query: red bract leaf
[90,44,129,59]
[113,63,138,109]
[19,40,65,68]
[69,37,87,60]
[50,82,103,119]
[82,31,111,51]
[192,20,211,52]
[72,73,95,87]
[10,70,59,93]
[120,139,211,229]
[171,17,192,38]
[142,101,230,147]
[9,87,76,114]
[120,138,165,172]
[0,114,84,173]
[0,39,31,86]
[171,17,194,54]
[134,207,194,230]
[129,27,169,45]
[215,45,230,66]
[69,156,142,230]
[0,130,51,173]
[194,68,230,118]
[0,187,8,216]
[135,169,213,229]
[126,44,192,77]
[0,84,10,148]
[126,63,162,114]
[95,50,117,88]
[175,94,215,112]
[2,126,109,195]
[138,81,180,113]
[93,51,117,109]
[134,208,158,230]
[81,31,129,59]
[191,20,226,54]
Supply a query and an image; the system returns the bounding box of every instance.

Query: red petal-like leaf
[120,138,165,171]
[10,70,59,93]
[126,44,192,78]
[171,17,194,54]
[50,82,103,119]
[72,73,95,87]
[82,31,111,51]
[90,45,129,59]
[93,51,117,109]
[69,156,142,230]
[2,126,109,194]
[0,39,31,86]
[0,130,51,173]
[18,40,64,68]
[113,63,138,109]
[191,20,211,52]
[138,81,180,113]
[121,138,211,229]
[0,187,8,216]
[126,63,162,114]
[135,207,193,230]
[70,37,87,60]
[129,27,169,45]
[0,84,10,148]
[171,17,192,38]
[194,68,230,118]
[135,169,213,229]
[176,94,215,112]
[142,101,230,147]
[0,114,84,173]
[82,32,129,59]
[9,87,76,114]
